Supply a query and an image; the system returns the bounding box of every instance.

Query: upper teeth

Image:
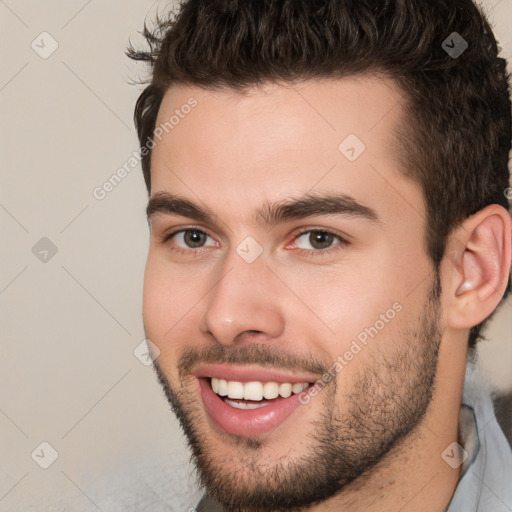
[211,378,309,401]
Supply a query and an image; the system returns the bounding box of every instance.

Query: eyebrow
[146,191,381,228]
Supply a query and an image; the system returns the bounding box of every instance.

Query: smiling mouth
[209,377,311,409]
[192,364,319,436]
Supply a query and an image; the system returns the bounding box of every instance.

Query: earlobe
[445,204,512,329]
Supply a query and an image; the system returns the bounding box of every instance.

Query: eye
[292,229,348,255]
[162,228,217,251]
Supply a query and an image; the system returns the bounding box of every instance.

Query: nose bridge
[199,246,285,345]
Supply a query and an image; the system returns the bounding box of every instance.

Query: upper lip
[192,363,319,384]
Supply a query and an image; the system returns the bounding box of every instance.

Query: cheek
[142,255,200,352]
[282,263,397,340]
[143,258,168,336]
[278,255,415,369]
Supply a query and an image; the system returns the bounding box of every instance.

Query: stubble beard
[151,275,442,512]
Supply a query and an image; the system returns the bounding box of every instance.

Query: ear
[444,204,511,330]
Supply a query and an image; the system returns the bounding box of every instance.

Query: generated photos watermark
[92,97,198,200]
[298,301,403,404]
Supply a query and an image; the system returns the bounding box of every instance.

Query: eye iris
[310,231,334,249]
[184,230,206,248]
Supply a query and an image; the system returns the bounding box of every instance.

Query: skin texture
[142,76,512,511]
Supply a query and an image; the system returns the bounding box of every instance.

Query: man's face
[143,77,442,510]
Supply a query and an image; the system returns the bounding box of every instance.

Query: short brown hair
[128,0,511,347]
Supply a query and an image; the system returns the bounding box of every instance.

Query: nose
[199,251,285,346]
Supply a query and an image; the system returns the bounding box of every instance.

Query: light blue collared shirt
[446,360,512,511]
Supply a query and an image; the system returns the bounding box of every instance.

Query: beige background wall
[0,1,511,511]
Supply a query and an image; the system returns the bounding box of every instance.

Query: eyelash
[290,228,349,257]
[160,226,349,258]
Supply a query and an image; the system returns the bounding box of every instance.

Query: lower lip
[198,378,306,437]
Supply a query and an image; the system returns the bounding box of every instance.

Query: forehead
[150,76,422,226]
[153,76,404,168]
